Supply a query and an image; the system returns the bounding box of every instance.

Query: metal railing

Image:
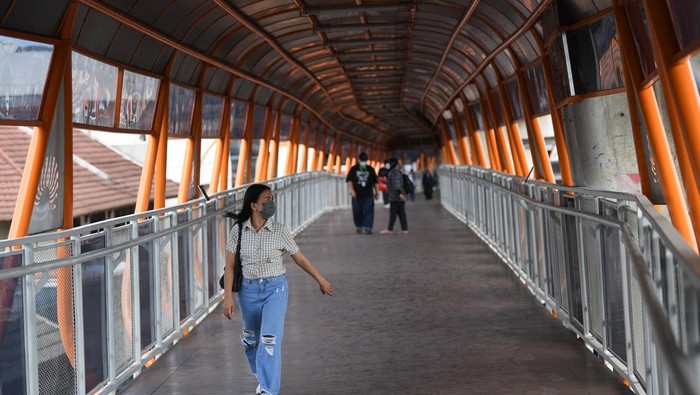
[439,166,700,395]
[0,172,349,395]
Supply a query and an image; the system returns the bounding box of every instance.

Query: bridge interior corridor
[119,197,628,395]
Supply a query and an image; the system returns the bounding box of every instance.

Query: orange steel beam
[154,81,169,209]
[441,118,459,165]
[235,103,254,186]
[267,111,281,179]
[451,113,471,165]
[255,106,273,182]
[178,88,203,203]
[210,96,231,193]
[516,70,554,182]
[612,2,696,247]
[463,102,487,167]
[541,56,573,185]
[300,122,311,172]
[309,122,321,171]
[316,131,327,171]
[286,116,299,175]
[480,98,502,171]
[498,82,528,177]
[485,91,514,174]
[326,134,336,172]
[260,106,274,181]
[334,139,343,174]
[642,0,700,208]
[135,135,159,212]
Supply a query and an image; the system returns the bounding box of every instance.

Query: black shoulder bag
[219,221,243,292]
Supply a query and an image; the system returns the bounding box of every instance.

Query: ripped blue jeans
[237,275,288,395]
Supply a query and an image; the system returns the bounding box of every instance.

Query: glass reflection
[168,84,195,137]
[120,70,158,130]
[279,114,292,140]
[505,80,524,120]
[72,52,118,126]
[524,62,550,116]
[230,101,248,139]
[0,36,53,121]
[202,94,224,138]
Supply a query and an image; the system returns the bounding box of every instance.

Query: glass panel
[505,79,524,120]
[279,114,292,140]
[0,254,25,394]
[524,62,550,116]
[489,89,504,126]
[568,14,624,95]
[229,101,248,139]
[168,84,195,137]
[469,103,484,130]
[547,35,572,104]
[668,0,700,50]
[252,105,267,139]
[201,94,224,138]
[119,70,159,131]
[72,52,118,126]
[0,35,53,121]
[626,2,655,81]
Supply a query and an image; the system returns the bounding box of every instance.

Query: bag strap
[235,221,243,260]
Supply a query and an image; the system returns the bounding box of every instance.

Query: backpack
[402,174,415,194]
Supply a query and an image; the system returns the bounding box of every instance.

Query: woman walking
[380,158,409,234]
[222,184,333,395]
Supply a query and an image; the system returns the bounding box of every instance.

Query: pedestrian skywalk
[120,197,629,395]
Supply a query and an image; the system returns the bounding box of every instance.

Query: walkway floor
[120,195,630,395]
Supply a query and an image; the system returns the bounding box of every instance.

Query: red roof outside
[0,126,179,221]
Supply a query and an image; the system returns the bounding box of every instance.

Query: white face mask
[359,161,367,166]
[385,164,390,169]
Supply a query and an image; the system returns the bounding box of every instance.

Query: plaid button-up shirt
[226,218,299,279]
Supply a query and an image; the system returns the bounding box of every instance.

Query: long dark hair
[223,184,271,224]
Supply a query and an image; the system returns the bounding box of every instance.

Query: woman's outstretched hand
[319,279,333,296]
[222,297,235,320]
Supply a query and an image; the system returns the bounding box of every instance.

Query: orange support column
[212,96,231,193]
[316,131,327,171]
[267,111,281,180]
[642,0,700,247]
[326,135,337,172]
[485,93,514,174]
[612,2,696,247]
[154,81,170,208]
[480,98,502,171]
[299,122,310,172]
[463,103,487,167]
[452,114,472,165]
[235,103,254,186]
[285,117,299,175]
[498,83,528,177]
[254,107,273,182]
[178,88,203,203]
[541,56,573,185]
[439,119,459,165]
[516,71,554,182]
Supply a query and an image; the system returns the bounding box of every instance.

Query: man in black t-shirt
[346,152,378,234]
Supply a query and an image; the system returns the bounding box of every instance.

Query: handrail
[0,171,349,395]
[439,165,700,395]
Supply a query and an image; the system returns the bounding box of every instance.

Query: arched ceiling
[0,0,611,148]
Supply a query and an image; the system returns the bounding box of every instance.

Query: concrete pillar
[561,92,641,193]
